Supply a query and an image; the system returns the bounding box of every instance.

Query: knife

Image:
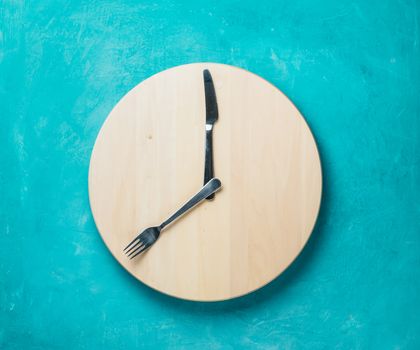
[203,69,219,200]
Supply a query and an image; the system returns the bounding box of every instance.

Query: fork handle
[160,178,222,230]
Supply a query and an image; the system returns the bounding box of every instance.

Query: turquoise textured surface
[1,1,419,348]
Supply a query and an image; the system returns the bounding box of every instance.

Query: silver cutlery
[203,69,219,200]
[124,178,222,259]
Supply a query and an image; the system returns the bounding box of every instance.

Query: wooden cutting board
[88,63,322,301]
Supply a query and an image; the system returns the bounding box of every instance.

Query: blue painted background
[1,0,419,348]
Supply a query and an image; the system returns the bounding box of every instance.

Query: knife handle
[204,127,215,200]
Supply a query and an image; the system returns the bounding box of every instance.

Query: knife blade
[204,69,218,124]
[203,69,218,200]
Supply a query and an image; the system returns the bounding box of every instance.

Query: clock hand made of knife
[124,178,222,259]
[203,69,219,200]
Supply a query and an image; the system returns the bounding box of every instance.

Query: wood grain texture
[88,63,322,301]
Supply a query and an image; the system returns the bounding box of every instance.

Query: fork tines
[124,237,147,259]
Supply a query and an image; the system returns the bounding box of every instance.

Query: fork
[124,178,222,259]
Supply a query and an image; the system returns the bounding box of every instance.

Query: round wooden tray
[88,63,322,301]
